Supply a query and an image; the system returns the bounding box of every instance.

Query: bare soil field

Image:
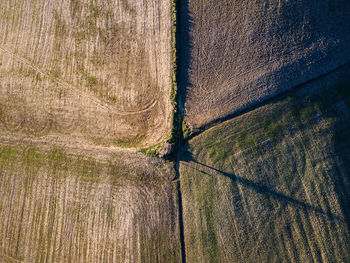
[0,140,180,263]
[0,1,181,262]
[179,0,350,130]
[179,66,350,262]
[0,0,172,147]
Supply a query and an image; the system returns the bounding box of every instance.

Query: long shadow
[185,62,350,141]
[181,157,345,222]
[177,0,193,116]
[331,101,350,232]
[175,1,193,262]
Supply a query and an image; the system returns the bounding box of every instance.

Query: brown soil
[0,140,181,263]
[178,0,350,130]
[0,0,173,147]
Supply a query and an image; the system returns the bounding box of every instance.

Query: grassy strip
[0,144,162,184]
[169,0,191,146]
[169,0,179,145]
[139,143,162,157]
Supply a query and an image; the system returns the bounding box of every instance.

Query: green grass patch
[236,130,256,150]
[108,95,117,103]
[86,76,97,87]
[182,121,191,139]
[263,119,283,140]
[0,144,164,185]
[114,135,145,148]
[139,143,162,157]
[0,145,18,169]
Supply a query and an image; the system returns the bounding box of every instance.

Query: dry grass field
[179,0,350,130]
[0,1,180,262]
[0,140,180,263]
[2,0,350,262]
[0,0,172,147]
[180,66,350,262]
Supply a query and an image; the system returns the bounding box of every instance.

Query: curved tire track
[0,46,158,116]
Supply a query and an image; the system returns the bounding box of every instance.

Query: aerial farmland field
[0,0,180,262]
[0,141,180,263]
[1,0,350,262]
[180,65,350,262]
[178,0,350,130]
[0,0,172,147]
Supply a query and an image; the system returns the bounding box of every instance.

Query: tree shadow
[177,0,193,116]
[181,153,345,223]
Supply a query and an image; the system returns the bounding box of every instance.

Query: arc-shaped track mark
[0,46,158,116]
[0,253,24,263]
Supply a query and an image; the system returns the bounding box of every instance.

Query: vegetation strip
[172,0,187,262]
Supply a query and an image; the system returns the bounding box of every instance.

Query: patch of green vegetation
[263,119,283,141]
[0,145,18,169]
[291,104,313,123]
[182,121,191,139]
[75,156,101,183]
[114,135,146,149]
[208,141,230,163]
[22,147,45,163]
[47,149,70,175]
[108,95,117,103]
[86,76,97,87]
[236,130,256,150]
[139,143,162,157]
[114,141,134,148]
[35,73,42,82]
[91,55,105,67]
[0,144,156,185]
[200,188,219,262]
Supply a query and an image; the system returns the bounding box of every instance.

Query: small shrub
[182,121,191,139]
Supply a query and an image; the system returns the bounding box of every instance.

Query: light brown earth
[0,1,181,262]
[2,0,350,262]
[0,140,180,263]
[0,0,172,147]
[179,0,350,130]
